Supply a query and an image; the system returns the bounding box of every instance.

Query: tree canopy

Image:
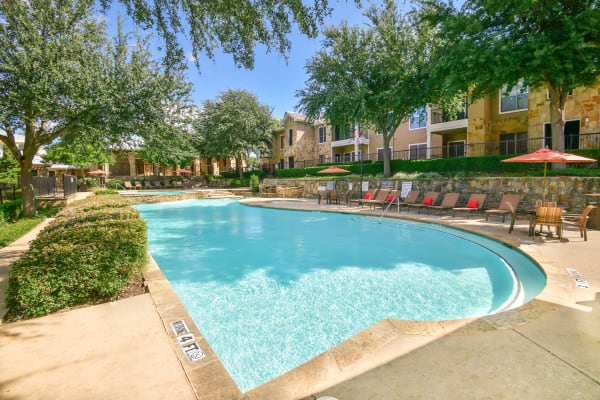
[196,89,275,178]
[297,0,430,176]
[0,0,191,216]
[103,0,342,70]
[417,0,600,152]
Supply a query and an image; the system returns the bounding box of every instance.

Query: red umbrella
[502,147,596,197]
[175,168,192,174]
[318,166,351,174]
[87,168,107,175]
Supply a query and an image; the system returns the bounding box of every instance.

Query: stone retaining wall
[262,176,600,211]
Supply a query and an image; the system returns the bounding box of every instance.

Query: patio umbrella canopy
[318,166,351,174]
[175,168,192,174]
[502,147,596,197]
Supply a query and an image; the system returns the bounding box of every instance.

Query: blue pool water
[134,198,546,392]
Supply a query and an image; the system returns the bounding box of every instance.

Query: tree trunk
[548,86,567,169]
[382,132,392,177]
[20,167,36,217]
[20,132,38,217]
[236,155,244,179]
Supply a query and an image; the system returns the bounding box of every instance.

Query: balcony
[331,133,369,148]
[429,108,468,133]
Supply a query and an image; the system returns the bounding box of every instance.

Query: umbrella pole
[543,161,547,200]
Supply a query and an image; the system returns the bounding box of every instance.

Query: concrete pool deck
[0,196,599,399]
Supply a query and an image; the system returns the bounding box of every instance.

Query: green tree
[297,0,430,177]
[197,89,275,178]
[0,1,191,216]
[0,152,20,187]
[44,138,115,176]
[106,0,340,69]
[418,0,600,153]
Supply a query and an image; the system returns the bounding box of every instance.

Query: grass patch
[0,207,61,248]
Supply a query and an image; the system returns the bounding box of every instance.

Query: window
[334,153,341,162]
[288,156,294,169]
[319,154,325,164]
[280,135,284,149]
[288,129,293,146]
[318,126,326,143]
[500,132,528,155]
[410,108,427,129]
[500,81,528,113]
[409,143,427,160]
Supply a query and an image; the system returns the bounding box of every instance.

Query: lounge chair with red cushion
[350,188,378,207]
[362,189,392,209]
[371,189,401,210]
[452,193,487,218]
[407,191,440,214]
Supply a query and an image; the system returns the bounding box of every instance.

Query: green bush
[105,178,126,190]
[250,174,260,193]
[94,188,119,195]
[220,170,267,179]
[0,200,23,226]
[230,178,250,187]
[4,196,147,320]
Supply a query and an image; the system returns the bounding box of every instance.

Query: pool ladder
[380,198,397,220]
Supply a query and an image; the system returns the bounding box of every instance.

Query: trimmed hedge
[274,151,600,178]
[4,195,147,320]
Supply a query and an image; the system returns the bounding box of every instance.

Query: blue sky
[105,1,372,119]
[184,1,369,119]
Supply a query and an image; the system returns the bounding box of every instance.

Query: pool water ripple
[134,198,545,392]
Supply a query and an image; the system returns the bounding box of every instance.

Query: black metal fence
[265,132,600,171]
[32,175,78,198]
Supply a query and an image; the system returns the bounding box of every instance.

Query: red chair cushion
[422,197,433,205]
[364,193,372,200]
[387,194,395,202]
[467,200,479,209]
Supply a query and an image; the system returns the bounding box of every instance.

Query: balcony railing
[265,132,600,171]
[430,109,468,124]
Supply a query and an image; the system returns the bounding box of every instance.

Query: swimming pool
[134,198,546,392]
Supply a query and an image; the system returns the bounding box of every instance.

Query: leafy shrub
[85,178,100,188]
[0,200,23,226]
[94,188,119,195]
[230,178,250,187]
[105,178,125,190]
[250,174,260,193]
[220,170,266,179]
[4,196,147,320]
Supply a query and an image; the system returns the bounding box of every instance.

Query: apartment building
[270,81,599,170]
